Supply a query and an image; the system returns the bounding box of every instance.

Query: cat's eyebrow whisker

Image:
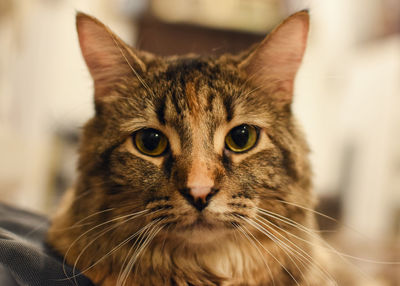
[97,94,140,106]
[237,66,265,93]
[254,215,338,285]
[241,217,306,286]
[232,222,276,286]
[109,33,156,100]
[238,85,263,98]
[237,65,289,97]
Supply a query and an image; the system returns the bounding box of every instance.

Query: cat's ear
[239,11,309,106]
[76,12,146,98]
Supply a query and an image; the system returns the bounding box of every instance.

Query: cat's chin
[169,216,233,244]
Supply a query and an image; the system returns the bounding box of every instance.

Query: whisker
[256,208,392,283]
[117,221,155,286]
[241,217,304,286]
[61,209,149,283]
[241,222,301,285]
[75,218,159,283]
[160,223,172,255]
[124,222,161,285]
[109,33,156,99]
[258,207,400,265]
[238,85,263,98]
[276,200,340,224]
[118,226,151,286]
[254,215,338,285]
[232,222,275,286]
[275,199,396,242]
[53,208,115,232]
[257,207,320,235]
[131,221,164,285]
[118,219,164,286]
[69,179,126,203]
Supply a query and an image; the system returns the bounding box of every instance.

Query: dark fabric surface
[0,202,94,286]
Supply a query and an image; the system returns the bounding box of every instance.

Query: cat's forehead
[118,55,274,148]
[149,57,240,125]
[151,56,263,121]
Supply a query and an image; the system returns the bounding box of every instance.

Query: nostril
[178,187,219,211]
[206,188,219,202]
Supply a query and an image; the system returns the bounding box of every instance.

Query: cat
[47,10,335,286]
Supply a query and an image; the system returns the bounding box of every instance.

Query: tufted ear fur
[239,11,309,106]
[76,12,146,99]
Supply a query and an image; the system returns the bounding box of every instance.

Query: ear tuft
[76,12,146,98]
[240,11,310,106]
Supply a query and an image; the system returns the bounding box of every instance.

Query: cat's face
[72,11,312,246]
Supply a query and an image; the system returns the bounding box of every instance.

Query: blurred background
[0,0,399,284]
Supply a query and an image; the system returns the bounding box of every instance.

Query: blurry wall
[0,0,399,247]
[0,0,136,213]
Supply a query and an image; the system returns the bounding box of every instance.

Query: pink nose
[190,186,212,201]
[184,159,218,210]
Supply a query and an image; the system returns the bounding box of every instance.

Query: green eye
[225,124,258,153]
[133,129,168,157]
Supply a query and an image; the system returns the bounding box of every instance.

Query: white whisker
[76,218,159,282]
[117,221,156,286]
[118,219,164,286]
[258,207,400,265]
[232,222,276,286]
[241,217,303,286]
[109,34,156,99]
[62,209,149,283]
[254,215,338,285]
[256,208,390,283]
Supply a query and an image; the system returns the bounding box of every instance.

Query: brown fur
[47,11,335,285]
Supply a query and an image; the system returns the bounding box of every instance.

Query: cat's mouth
[186,216,216,230]
[168,215,231,243]
[176,213,232,233]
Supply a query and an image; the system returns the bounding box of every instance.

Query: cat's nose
[182,158,219,211]
[179,187,219,211]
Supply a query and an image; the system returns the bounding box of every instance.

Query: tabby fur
[48,11,334,286]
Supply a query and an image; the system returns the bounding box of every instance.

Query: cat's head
[71,11,312,245]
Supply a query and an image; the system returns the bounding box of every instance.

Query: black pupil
[231,125,249,147]
[141,130,161,151]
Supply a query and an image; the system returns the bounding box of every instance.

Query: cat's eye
[133,129,168,157]
[225,124,258,153]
